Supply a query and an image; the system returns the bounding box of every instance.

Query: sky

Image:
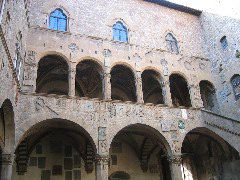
[169,0,240,19]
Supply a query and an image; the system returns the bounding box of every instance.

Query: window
[220,36,228,50]
[231,75,240,100]
[49,9,67,31]
[166,33,179,54]
[113,21,128,42]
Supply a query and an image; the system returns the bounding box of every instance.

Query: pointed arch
[49,8,67,31]
[166,33,179,54]
[113,21,128,42]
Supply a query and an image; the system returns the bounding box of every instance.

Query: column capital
[95,155,110,165]
[167,154,182,165]
[69,68,76,74]
[0,154,15,165]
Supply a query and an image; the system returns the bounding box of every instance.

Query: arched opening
[182,128,240,180]
[142,70,164,104]
[36,55,69,95]
[165,33,179,54]
[231,74,240,100]
[13,119,97,180]
[199,80,218,111]
[49,8,67,32]
[169,74,191,107]
[111,65,137,102]
[109,124,171,180]
[0,99,15,153]
[109,171,130,180]
[113,21,128,43]
[75,60,103,99]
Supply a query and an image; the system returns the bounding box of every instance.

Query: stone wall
[200,12,240,120]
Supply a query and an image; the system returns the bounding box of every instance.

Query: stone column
[68,65,76,97]
[168,155,183,180]
[188,84,203,108]
[103,70,111,100]
[161,80,173,107]
[136,71,144,103]
[0,153,15,180]
[95,155,109,180]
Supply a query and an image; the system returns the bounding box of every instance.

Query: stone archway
[142,69,164,105]
[109,124,172,180]
[0,99,15,180]
[0,99,15,153]
[75,59,104,99]
[181,127,240,180]
[169,74,191,107]
[13,119,97,180]
[36,55,69,95]
[111,65,137,102]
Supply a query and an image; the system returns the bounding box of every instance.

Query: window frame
[231,75,240,100]
[112,21,129,43]
[166,33,179,54]
[49,8,68,32]
[220,36,228,50]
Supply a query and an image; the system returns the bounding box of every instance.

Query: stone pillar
[188,84,203,108]
[103,70,111,100]
[68,65,76,97]
[0,153,14,180]
[168,155,183,180]
[161,80,173,107]
[136,71,144,103]
[95,155,109,180]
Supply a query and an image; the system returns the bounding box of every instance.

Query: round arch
[110,64,137,102]
[75,59,104,98]
[0,99,15,153]
[14,118,97,176]
[169,73,191,107]
[76,56,104,69]
[16,118,97,153]
[37,51,71,67]
[199,80,218,111]
[109,123,172,179]
[181,127,240,180]
[36,54,69,95]
[110,62,136,77]
[141,69,164,104]
[109,123,172,156]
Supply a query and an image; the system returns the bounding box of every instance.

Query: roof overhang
[144,0,202,16]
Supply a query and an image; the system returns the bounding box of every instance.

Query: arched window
[231,74,240,100]
[166,33,179,54]
[220,36,228,50]
[49,9,67,31]
[113,21,128,42]
[200,80,218,111]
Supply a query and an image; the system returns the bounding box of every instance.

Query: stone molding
[0,154,15,165]
[167,155,182,165]
[95,155,110,165]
